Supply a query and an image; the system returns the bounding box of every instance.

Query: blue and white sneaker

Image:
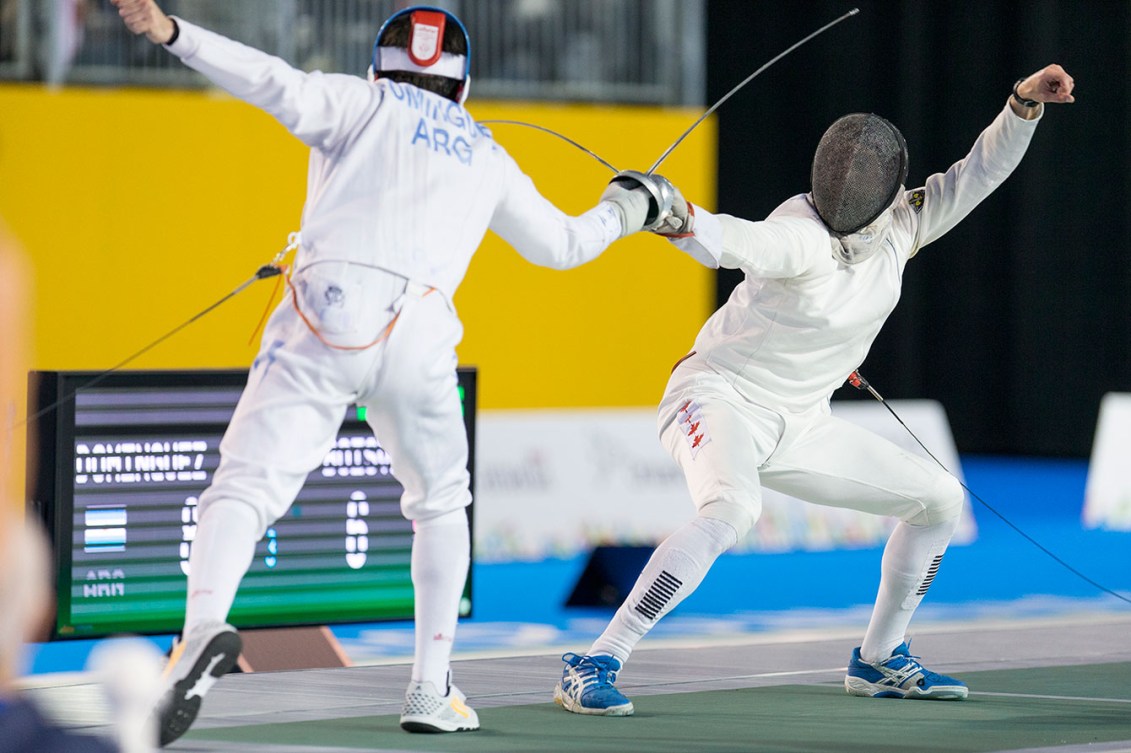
[554,653,634,716]
[845,642,968,700]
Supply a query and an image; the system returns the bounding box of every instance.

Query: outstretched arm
[110,0,374,151]
[644,181,824,278]
[489,154,652,270]
[912,63,1075,251]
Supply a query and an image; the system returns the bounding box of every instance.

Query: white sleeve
[670,206,825,278]
[164,18,375,151]
[488,152,621,270]
[667,206,724,268]
[913,103,1041,252]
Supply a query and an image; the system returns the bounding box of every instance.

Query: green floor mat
[190,662,1131,753]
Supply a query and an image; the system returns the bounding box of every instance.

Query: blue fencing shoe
[845,642,968,700]
[554,653,635,715]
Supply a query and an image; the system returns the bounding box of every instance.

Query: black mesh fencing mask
[811,113,908,235]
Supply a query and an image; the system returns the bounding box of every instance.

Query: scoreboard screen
[26,368,475,639]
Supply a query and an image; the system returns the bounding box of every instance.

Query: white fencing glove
[650,180,694,238]
[600,179,651,238]
[604,169,684,238]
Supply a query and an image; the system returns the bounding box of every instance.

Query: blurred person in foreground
[0,218,30,512]
[2,223,120,749]
[0,516,119,753]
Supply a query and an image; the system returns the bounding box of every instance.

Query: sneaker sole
[399,719,480,733]
[553,682,634,716]
[158,630,242,746]
[845,676,968,700]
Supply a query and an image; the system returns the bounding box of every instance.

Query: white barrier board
[474,400,975,562]
[1084,392,1131,530]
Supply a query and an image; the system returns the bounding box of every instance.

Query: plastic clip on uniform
[847,370,885,403]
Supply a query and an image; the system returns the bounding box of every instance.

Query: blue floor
[24,455,1131,674]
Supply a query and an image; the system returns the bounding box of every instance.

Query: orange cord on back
[282,272,435,351]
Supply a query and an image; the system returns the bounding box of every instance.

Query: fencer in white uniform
[110,0,659,743]
[556,64,1075,716]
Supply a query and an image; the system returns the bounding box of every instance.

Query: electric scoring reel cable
[848,371,1131,607]
[13,234,299,431]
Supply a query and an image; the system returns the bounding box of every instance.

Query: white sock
[410,510,470,690]
[183,499,260,634]
[589,516,737,663]
[860,517,959,662]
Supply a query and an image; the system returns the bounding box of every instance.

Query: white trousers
[658,370,964,538]
[198,262,470,535]
[584,369,965,665]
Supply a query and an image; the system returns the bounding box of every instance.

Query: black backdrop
[705,0,1131,457]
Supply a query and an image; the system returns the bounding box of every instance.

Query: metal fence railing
[0,0,705,106]
[0,0,32,80]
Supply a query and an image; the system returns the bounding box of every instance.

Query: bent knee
[907,472,964,526]
[400,480,471,522]
[697,497,757,541]
[198,496,268,540]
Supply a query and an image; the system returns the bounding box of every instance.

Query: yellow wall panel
[0,85,715,412]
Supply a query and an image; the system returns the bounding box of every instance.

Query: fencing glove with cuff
[600,179,651,238]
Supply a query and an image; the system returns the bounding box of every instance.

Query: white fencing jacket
[164,19,622,300]
[670,104,1041,413]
